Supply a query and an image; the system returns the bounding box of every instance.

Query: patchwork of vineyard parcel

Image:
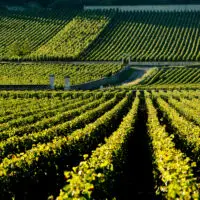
[0,3,200,200]
[0,8,199,61]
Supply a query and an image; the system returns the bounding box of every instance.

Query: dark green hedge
[2,0,200,8]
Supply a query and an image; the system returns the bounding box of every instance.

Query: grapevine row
[0,92,120,159]
[57,91,140,199]
[145,92,199,199]
[141,67,200,85]
[81,11,200,61]
[0,63,122,86]
[0,91,133,199]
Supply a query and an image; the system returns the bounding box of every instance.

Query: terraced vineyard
[0,63,122,86]
[0,90,199,200]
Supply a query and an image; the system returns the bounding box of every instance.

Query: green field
[0,63,122,86]
[0,9,79,60]
[1,3,200,200]
[1,9,199,61]
[30,11,112,60]
[140,67,200,85]
[0,90,199,199]
[81,11,200,62]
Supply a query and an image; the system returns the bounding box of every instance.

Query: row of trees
[2,0,200,8]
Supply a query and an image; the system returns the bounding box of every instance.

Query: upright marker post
[49,74,55,90]
[128,56,131,65]
[64,76,70,90]
[122,57,124,65]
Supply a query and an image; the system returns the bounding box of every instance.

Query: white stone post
[128,56,131,64]
[64,76,70,90]
[122,57,124,65]
[49,74,55,90]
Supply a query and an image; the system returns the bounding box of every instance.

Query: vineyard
[0,9,79,60]
[140,67,200,85]
[0,90,199,199]
[30,11,112,60]
[1,3,200,199]
[0,9,199,61]
[0,63,122,86]
[81,11,200,61]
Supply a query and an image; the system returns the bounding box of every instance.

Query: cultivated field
[0,9,199,61]
[0,4,200,200]
[0,9,78,59]
[0,90,200,199]
[141,67,200,85]
[0,63,122,86]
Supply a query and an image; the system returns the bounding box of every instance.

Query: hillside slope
[140,67,200,85]
[30,10,112,60]
[0,9,199,62]
[80,10,200,62]
[0,9,79,59]
[0,63,122,86]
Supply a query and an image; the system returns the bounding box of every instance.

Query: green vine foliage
[80,11,200,62]
[0,8,79,60]
[141,67,200,85]
[0,63,122,86]
[0,90,200,199]
[1,9,199,61]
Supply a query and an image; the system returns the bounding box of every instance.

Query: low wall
[84,5,200,11]
[130,61,200,66]
[71,66,130,90]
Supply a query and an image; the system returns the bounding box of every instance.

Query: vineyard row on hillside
[1,64,200,89]
[141,67,200,85]
[0,9,199,61]
[0,9,79,59]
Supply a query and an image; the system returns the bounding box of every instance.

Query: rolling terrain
[0,8,199,62]
[0,3,200,200]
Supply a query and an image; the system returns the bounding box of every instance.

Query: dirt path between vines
[122,67,151,86]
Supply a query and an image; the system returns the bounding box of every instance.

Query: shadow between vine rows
[152,96,200,184]
[10,93,135,200]
[116,92,155,200]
